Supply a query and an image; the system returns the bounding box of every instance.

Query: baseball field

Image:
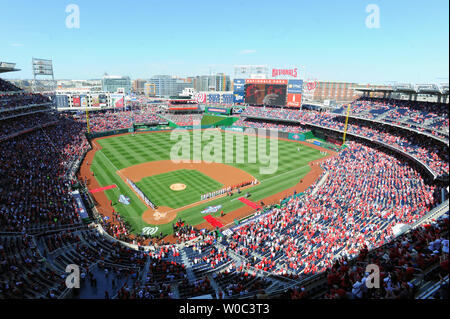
[85,129,327,236]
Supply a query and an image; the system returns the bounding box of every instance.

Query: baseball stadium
[0,0,449,309]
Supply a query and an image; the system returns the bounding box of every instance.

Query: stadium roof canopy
[356,86,394,93]
[0,62,20,74]
[355,83,449,96]
[415,84,443,95]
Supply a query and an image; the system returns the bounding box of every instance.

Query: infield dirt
[119,160,256,225]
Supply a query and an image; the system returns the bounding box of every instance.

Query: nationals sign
[272,68,298,78]
[304,79,318,92]
[193,93,207,103]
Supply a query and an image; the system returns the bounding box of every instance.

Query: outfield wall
[86,126,173,139]
[86,128,130,139]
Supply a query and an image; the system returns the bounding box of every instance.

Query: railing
[340,113,449,145]
[0,120,58,142]
[65,144,91,181]
[417,275,449,299]
[0,102,53,114]
[397,199,449,236]
[0,108,53,122]
[0,90,24,95]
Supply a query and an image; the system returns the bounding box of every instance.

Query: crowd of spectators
[0,233,68,298]
[0,111,57,138]
[213,270,272,298]
[116,248,187,299]
[0,115,89,232]
[225,141,438,279]
[239,106,449,177]
[172,220,203,243]
[117,281,174,299]
[0,104,51,120]
[234,117,309,133]
[339,97,449,135]
[75,110,163,133]
[325,212,448,299]
[0,78,21,92]
[186,235,231,270]
[178,276,214,298]
[346,120,449,176]
[0,92,51,109]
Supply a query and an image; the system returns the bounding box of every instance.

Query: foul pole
[342,103,351,146]
[85,104,91,134]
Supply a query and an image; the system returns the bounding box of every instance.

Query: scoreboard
[243,79,302,108]
[244,79,288,107]
[244,83,287,106]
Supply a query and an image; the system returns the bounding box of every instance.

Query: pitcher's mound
[170,183,186,191]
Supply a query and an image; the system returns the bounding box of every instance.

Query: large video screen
[244,83,286,106]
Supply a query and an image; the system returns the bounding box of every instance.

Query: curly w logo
[142,227,158,236]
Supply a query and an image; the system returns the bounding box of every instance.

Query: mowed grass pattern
[91,130,326,235]
[135,169,223,209]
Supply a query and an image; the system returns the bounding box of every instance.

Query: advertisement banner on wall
[286,93,302,107]
[55,95,69,108]
[91,94,100,107]
[287,80,303,94]
[110,94,124,107]
[99,94,108,107]
[233,79,245,92]
[72,95,81,107]
[208,94,220,104]
[222,94,234,104]
[224,126,244,133]
[234,93,244,103]
[206,107,230,114]
[288,132,306,141]
[233,79,246,104]
[80,95,88,107]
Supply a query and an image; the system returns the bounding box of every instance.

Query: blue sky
[0,0,448,84]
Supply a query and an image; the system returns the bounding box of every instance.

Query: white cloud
[10,43,24,47]
[239,49,256,55]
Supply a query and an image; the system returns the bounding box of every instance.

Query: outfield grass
[90,130,325,236]
[135,169,223,208]
[201,115,227,126]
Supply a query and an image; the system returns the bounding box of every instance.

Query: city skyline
[1,0,448,84]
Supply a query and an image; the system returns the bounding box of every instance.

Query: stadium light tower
[31,58,55,93]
